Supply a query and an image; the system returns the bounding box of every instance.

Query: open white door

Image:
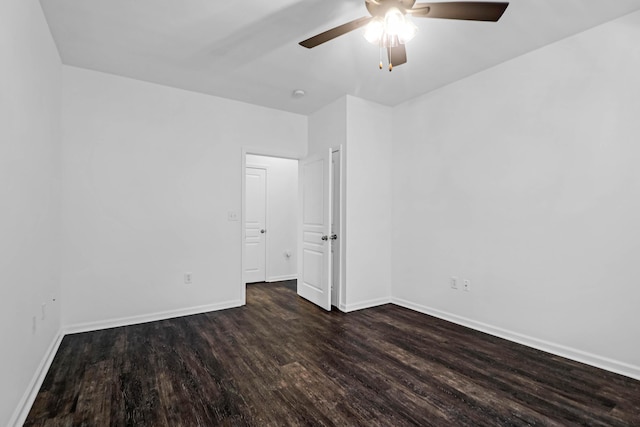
[298,149,331,311]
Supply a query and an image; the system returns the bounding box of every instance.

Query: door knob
[321,235,328,241]
[260,229,266,234]
[330,234,337,240]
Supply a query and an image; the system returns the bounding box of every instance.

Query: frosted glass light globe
[384,8,405,36]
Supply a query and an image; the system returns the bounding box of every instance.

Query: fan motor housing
[365,0,417,17]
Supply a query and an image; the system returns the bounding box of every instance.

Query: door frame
[331,148,345,310]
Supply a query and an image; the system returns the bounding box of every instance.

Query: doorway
[243,154,298,286]
[241,148,344,311]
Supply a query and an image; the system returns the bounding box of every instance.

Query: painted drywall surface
[307,97,347,157]
[344,96,393,309]
[0,0,61,424]
[392,11,640,370]
[246,155,298,281]
[61,66,306,327]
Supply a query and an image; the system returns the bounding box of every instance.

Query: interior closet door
[244,167,266,283]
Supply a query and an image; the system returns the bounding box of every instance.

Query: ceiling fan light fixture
[364,7,417,47]
[363,17,384,44]
[397,18,417,44]
[302,0,510,70]
[383,7,405,36]
[385,34,400,47]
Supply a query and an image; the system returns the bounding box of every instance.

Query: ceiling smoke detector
[292,89,306,99]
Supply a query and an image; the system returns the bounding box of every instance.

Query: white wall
[61,66,306,329]
[0,0,62,424]
[392,11,640,379]
[246,154,298,282]
[344,97,393,310]
[308,96,347,157]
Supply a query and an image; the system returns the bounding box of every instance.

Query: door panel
[298,150,331,311]
[303,159,324,225]
[244,168,266,283]
[302,246,324,291]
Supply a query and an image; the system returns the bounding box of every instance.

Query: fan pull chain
[378,45,393,71]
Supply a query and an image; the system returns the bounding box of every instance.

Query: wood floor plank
[25,280,640,426]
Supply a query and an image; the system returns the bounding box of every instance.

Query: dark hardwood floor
[26,281,640,426]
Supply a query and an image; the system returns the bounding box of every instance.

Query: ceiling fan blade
[410,2,509,22]
[299,16,372,48]
[387,44,407,67]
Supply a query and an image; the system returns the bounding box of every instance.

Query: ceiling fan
[299,1,509,71]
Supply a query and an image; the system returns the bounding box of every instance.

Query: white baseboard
[10,300,244,425]
[64,300,244,335]
[10,330,64,427]
[266,275,297,282]
[391,297,640,381]
[342,297,391,313]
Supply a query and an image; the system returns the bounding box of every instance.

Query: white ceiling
[40,0,640,115]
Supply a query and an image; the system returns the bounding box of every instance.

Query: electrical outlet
[184,272,192,284]
[463,279,471,292]
[450,277,458,289]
